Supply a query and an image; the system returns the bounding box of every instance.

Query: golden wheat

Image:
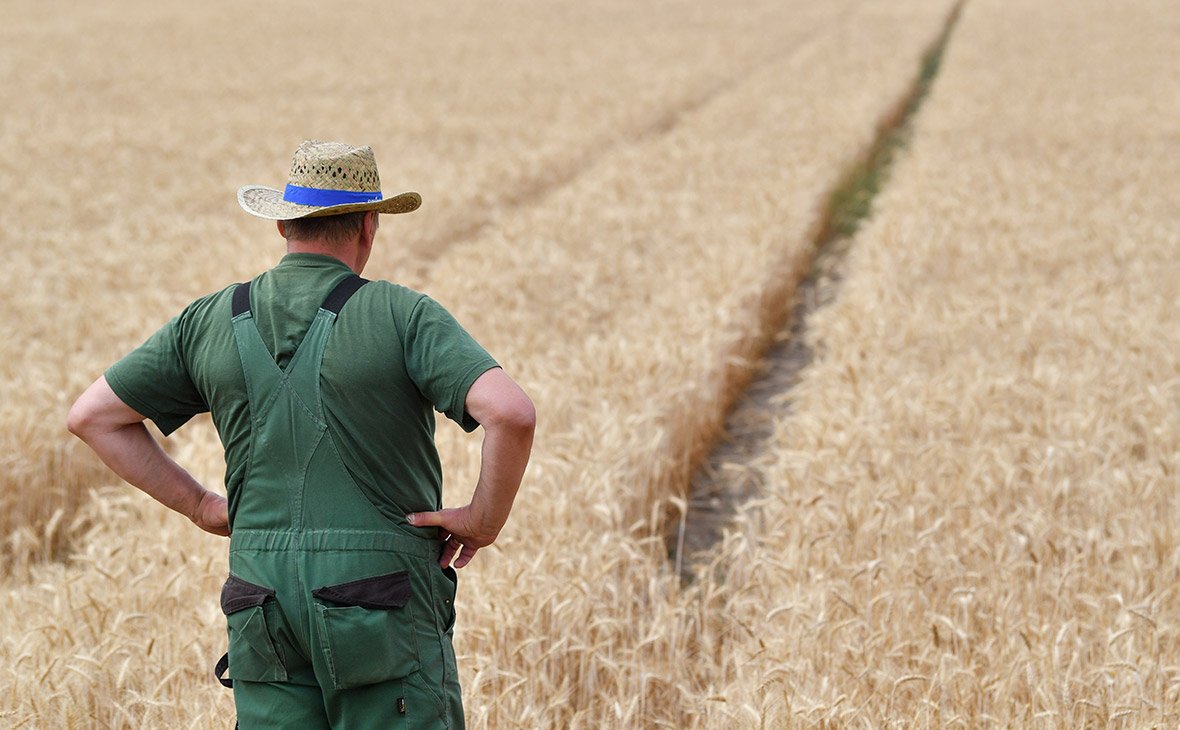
[14,0,1161,726]
[692,0,1180,725]
[0,0,814,573]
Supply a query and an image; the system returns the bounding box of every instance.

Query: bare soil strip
[671,1,965,580]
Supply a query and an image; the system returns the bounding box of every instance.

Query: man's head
[278,210,380,273]
[235,140,413,275]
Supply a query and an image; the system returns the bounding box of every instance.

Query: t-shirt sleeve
[104,314,209,436]
[403,295,498,432]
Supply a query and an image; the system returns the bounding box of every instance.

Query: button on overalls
[217,275,464,729]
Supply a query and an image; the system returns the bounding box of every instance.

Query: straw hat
[237,140,421,220]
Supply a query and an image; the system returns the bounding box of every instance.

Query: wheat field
[3,0,1177,727]
[692,0,1180,725]
[0,0,820,573]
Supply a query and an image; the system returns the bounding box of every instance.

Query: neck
[286,240,364,274]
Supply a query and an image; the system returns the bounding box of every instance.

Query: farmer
[66,140,535,728]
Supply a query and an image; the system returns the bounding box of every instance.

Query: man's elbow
[514,396,537,435]
[490,393,536,436]
[68,376,145,440]
[67,383,118,441]
[66,398,96,440]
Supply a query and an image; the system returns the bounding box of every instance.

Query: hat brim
[237,185,421,220]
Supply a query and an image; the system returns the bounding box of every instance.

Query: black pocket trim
[312,570,412,610]
[221,574,277,615]
[441,566,458,633]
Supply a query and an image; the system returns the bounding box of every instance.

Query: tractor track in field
[403,3,859,284]
[670,0,966,582]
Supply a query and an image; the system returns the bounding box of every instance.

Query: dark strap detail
[312,570,411,609]
[232,275,365,318]
[221,574,277,615]
[232,282,251,317]
[321,274,369,315]
[215,652,233,688]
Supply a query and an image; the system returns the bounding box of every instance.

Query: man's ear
[276,220,287,239]
[362,211,378,245]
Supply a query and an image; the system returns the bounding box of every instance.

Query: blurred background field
[2,0,1178,727]
[0,0,824,571]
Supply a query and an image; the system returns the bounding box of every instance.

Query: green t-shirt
[105,253,498,523]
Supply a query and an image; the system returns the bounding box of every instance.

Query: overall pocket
[221,574,288,683]
[312,570,421,690]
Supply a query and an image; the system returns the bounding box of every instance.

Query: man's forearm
[406,367,535,567]
[77,420,208,520]
[67,375,228,536]
[468,418,534,538]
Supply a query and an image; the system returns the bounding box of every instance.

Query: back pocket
[312,570,420,689]
[221,574,288,683]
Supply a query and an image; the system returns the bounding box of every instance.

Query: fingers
[412,510,465,567]
[438,535,480,569]
[453,545,478,569]
[410,506,484,568]
[407,509,450,529]
[200,513,230,537]
[439,535,461,568]
[195,492,231,537]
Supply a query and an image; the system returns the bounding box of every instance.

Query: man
[67,140,535,729]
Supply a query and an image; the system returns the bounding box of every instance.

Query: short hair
[282,212,367,245]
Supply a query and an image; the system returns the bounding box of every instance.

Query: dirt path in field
[671,1,965,581]
[401,3,859,284]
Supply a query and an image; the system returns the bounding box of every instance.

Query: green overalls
[216,275,464,729]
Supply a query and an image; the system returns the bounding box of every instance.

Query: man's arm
[408,367,535,568]
[67,376,229,536]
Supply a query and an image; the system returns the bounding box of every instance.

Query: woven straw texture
[238,140,421,220]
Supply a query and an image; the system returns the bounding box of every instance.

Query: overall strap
[321,274,368,314]
[230,274,368,317]
[232,281,252,316]
[229,281,285,416]
[281,274,368,397]
[290,274,369,388]
[228,275,369,413]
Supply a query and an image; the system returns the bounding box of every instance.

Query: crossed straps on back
[228,273,380,534]
[232,274,368,319]
[230,273,368,418]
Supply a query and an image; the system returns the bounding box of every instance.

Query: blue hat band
[283,184,383,207]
